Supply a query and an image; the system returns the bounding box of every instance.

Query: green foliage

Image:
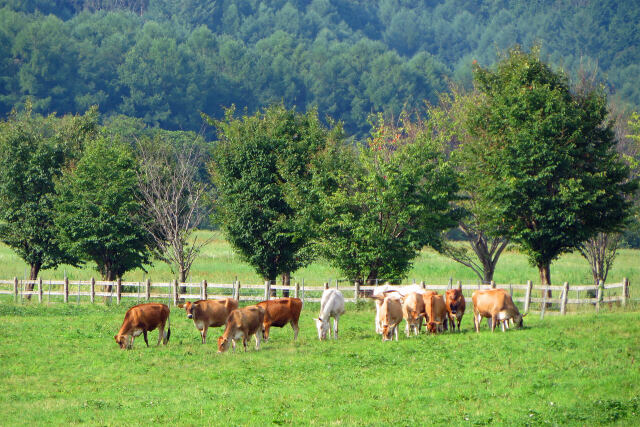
[315,112,460,283]
[54,136,151,280]
[209,104,340,281]
[464,46,637,280]
[0,101,98,278]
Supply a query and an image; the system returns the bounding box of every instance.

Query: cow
[423,293,447,334]
[114,303,170,349]
[372,285,434,333]
[257,297,302,341]
[371,295,403,341]
[472,288,526,333]
[178,298,238,344]
[217,305,265,353]
[314,289,345,340]
[402,292,425,336]
[445,284,466,332]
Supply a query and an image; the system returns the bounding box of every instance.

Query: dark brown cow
[178,298,238,344]
[217,305,265,353]
[257,297,302,341]
[114,303,170,349]
[472,288,525,333]
[445,284,466,332]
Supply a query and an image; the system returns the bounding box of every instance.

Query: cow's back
[472,289,507,316]
[258,298,302,327]
[402,292,425,319]
[122,303,169,333]
[194,298,238,327]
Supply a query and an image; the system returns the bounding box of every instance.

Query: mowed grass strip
[0,300,638,426]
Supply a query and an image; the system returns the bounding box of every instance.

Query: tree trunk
[482,262,495,284]
[24,262,42,300]
[179,268,187,295]
[282,272,290,298]
[538,263,552,308]
[102,267,116,299]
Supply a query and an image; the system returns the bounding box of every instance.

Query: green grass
[0,231,638,288]
[0,300,639,425]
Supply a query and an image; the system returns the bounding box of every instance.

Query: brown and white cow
[257,297,302,341]
[178,298,238,344]
[217,305,265,353]
[402,292,425,336]
[445,284,466,332]
[371,295,403,341]
[472,288,525,333]
[423,293,447,334]
[114,303,170,349]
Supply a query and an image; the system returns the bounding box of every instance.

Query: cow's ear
[177,304,184,308]
[522,312,528,318]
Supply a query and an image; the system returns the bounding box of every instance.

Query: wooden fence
[0,277,631,317]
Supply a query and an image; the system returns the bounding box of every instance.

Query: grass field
[1,300,639,426]
[0,231,639,288]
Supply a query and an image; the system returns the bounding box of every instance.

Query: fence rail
[0,277,630,317]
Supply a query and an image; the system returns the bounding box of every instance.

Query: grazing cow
[423,293,447,334]
[472,289,526,333]
[371,295,403,341]
[257,297,302,341]
[402,292,425,336]
[217,305,265,353]
[314,289,345,340]
[114,303,170,349]
[178,298,238,344]
[445,284,466,332]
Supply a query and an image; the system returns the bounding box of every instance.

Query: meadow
[0,301,639,426]
[1,231,639,288]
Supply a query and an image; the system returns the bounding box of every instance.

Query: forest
[1,0,638,137]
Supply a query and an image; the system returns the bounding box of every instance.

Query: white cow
[314,289,345,340]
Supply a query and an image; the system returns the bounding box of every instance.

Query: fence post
[145,278,151,301]
[560,282,569,315]
[448,277,452,290]
[172,279,178,306]
[38,278,43,303]
[13,277,18,302]
[524,280,532,313]
[116,278,122,304]
[490,280,496,289]
[200,279,206,300]
[90,277,95,303]
[294,282,299,299]
[354,281,360,302]
[64,277,69,303]
[596,280,604,313]
[420,281,425,289]
[622,278,629,307]
[232,280,238,300]
[324,282,329,290]
[264,280,271,301]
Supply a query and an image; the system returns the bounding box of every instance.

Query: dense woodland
[1,0,639,137]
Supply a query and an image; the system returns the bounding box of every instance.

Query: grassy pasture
[0,231,639,288]
[0,300,639,426]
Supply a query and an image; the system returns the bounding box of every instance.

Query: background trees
[463,47,637,290]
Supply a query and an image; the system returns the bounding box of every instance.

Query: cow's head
[114,334,130,350]
[217,336,231,353]
[314,317,329,340]
[178,302,195,319]
[381,324,394,341]
[445,289,463,314]
[427,321,442,334]
[514,312,526,328]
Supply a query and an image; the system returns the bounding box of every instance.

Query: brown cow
[402,292,425,337]
[217,305,265,353]
[419,290,438,322]
[257,297,302,341]
[114,303,170,349]
[371,295,403,341]
[178,298,238,344]
[445,284,466,332]
[472,288,525,333]
[423,293,447,334]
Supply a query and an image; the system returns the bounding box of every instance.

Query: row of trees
[1,1,639,138]
[0,47,638,290]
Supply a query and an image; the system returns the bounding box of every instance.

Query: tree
[208,105,339,288]
[0,101,97,289]
[314,112,460,285]
[55,135,151,282]
[464,46,637,294]
[136,133,212,283]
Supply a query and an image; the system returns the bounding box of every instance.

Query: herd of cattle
[113,283,526,352]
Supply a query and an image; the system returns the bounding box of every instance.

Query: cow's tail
[166,315,171,344]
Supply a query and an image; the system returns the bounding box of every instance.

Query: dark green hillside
[0,1,638,136]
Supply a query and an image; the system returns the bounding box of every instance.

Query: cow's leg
[255,331,261,350]
[129,336,135,349]
[333,316,339,340]
[394,325,398,341]
[231,339,236,353]
[291,320,299,341]
[243,336,248,352]
[501,320,506,332]
[143,330,149,347]
[474,313,480,333]
[491,315,497,332]
[156,325,164,346]
[263,324,270,341]
[201,326,208,344]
